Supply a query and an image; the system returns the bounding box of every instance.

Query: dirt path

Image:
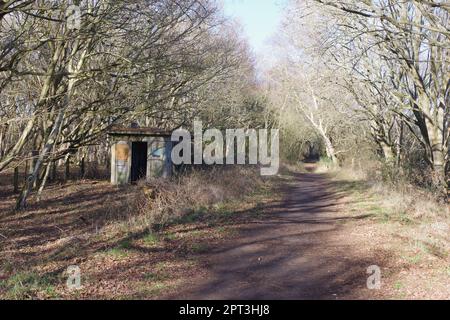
[168,169,383,300]
[2,167,447,299]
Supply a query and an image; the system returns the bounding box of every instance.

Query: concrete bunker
[108,126,173,185]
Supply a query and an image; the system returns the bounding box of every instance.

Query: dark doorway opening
[131,142,148,183]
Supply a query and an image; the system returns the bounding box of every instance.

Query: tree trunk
[64,154,71,182]
[50,160,57,182]
[13,167,19,194]
[426,111,445,187]
[0,125,4,158]
[311,120,338,165]
[79,154,85,179]
[30,150,38,189]
[430,147,445,188]
[24,160,28,183]
[16,109,65,210]
[324,137,338,165]
[318,127,338,165]
[395,120,404,167]
[37,161,52,201]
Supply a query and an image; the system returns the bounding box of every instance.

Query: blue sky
[222,0,286,55]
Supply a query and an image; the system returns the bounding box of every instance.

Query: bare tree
[307,0,449,187]
[0,0,260,209]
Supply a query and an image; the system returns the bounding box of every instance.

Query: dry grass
[2,161,447,299]
[0,166,274,299]
[330,163,450,299]
[123,166,268,231]
[334,163,450,255]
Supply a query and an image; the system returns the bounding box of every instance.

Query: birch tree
[308,0,449,187]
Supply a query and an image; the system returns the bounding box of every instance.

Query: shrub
[127,166,266,230]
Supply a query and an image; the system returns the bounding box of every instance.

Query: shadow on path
[167,171,379,300]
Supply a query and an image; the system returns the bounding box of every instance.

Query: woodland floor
[0,165,448,299]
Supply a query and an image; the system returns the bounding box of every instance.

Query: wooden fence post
[13,167,19,193]
[80,156,85,179]
[24,160,29,184]
[50,160,57,182]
